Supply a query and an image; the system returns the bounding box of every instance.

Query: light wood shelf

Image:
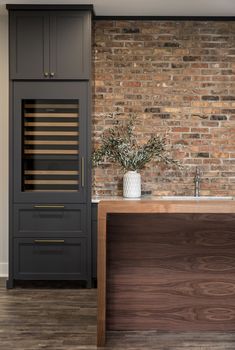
[24,170,79,175]
[24,149,79,155]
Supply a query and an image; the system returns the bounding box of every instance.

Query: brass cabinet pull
[50,72,55,77]
[33,205,65,209]
[44,72,49,77]
[81,157,85,187]
[34,240,65,244]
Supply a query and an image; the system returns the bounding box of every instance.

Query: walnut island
[96,196,235,347]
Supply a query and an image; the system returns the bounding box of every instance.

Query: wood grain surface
[0,279,97,350]
[106,213,235,331]
[97,199,235,346]
[2,279,235,349]
[24,141,79,145]
[24,170,79,175]
[24,149,78,155]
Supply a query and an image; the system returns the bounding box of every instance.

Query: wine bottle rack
[23,99,80,192]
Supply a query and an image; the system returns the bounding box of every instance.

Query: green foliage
[92,115,179,171]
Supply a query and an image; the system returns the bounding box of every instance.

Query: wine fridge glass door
[13,82,87,203]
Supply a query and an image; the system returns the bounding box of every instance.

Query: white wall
[0,11,9,277]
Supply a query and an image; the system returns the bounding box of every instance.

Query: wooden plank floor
[0,279,97,350]
[1,279,235,349]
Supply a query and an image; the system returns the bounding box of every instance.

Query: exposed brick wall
[92,20,235,197]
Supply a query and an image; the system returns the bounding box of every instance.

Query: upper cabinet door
[9,10,91,80]
[50,11,91,80]
[9,11,50,80]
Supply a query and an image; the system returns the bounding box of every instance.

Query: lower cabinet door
[14,237,87,280]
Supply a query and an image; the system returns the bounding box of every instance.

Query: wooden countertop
[93,195,234,203]
[97,197,235,347]
[97,197,235,215]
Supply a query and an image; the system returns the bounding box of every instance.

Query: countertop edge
[92,196,234,203]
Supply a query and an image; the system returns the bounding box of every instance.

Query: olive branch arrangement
[92,114,179,171]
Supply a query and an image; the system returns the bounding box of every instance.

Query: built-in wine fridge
[13,82,88,203]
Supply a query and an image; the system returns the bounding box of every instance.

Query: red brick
[92,20,235,197]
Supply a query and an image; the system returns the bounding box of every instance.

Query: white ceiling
[0,0,235,16]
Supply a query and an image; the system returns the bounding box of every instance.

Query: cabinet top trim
[6,4,95,15]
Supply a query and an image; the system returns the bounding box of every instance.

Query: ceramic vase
[123,170,141,198]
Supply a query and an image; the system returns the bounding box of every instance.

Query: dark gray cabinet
[9,11,49,79]
[49,11,91,80]
[7,5,93,288]
[8,80,91,286]
[14,204,87,237]
[9,10,91,80]
[14,237,87,280]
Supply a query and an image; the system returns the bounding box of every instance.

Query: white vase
[123,171,141,198]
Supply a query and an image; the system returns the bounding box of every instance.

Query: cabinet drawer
[14,238,87,280]
[14,204,86,237]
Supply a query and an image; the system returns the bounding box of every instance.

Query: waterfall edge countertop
[92,195,234,203]
[96,197,235,347]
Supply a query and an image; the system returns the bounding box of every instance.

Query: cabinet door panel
[50,11,91,79]
[91,204,97,279]
[14,204,86,237]
[10,11,49,79]
[14,237,87,280]
[13,81,88,203]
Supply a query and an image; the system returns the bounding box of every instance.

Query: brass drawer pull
[34,205,65,209]
[34,240,65,244]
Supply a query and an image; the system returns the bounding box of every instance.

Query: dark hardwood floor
[1,278,235,349]
[0,278,97,350]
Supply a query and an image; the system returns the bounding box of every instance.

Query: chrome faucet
[194,167,201,197]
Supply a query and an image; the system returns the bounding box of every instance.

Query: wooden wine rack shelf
[24,170,79,175]
[24,150,78,155]
[25,113,78,118]
[24,104,77,109]
[23,99,80,192]
[25,180,78,185]
[25,131,79,136]
[24,122,79,127]
[24,140,79,145]
[26,190,78,192]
